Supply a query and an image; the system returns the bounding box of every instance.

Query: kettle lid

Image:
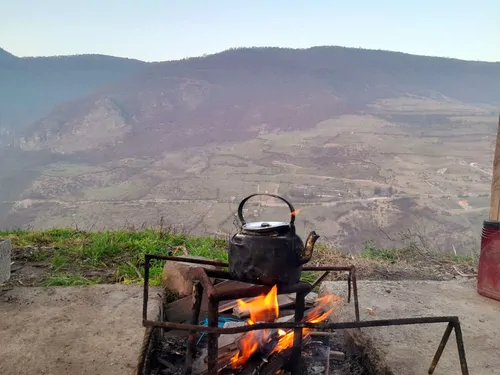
[242,221,290,233]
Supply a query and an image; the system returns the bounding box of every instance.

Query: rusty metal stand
[141,255,469,375]
[289,291,306,375]
[184,282,203,375]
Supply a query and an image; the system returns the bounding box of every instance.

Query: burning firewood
[196,344,239,374]
[232,294,296,318]
[249,335,312,375]
[209,285,344,374]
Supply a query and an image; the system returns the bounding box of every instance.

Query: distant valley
[1,46,499,254]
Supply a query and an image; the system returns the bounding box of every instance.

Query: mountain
[0,48,148,136]
[0,47,18,61]
[20,46,500,159]
[3,46,500,253]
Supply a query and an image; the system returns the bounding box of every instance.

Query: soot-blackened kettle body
[228,193,320,286]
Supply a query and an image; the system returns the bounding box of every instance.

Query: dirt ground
[0,284,161,375]
[321,279,500,375]
[1,277,494,375]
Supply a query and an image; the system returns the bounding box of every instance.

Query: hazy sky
[2,0,499,62]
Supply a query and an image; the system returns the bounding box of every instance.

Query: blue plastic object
[195,316,243,345]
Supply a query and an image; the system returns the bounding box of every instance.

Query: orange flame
[290,208,302,216]
[229,286,344,369]
[230,285,279,368]
[270,294,343,354]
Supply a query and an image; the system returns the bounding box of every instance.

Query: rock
[0,239,12,284]
[161,255,217,298]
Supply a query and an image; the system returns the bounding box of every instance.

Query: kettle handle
[237,193,297,226]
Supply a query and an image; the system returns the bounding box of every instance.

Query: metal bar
[183,282,204,375]
[310,271,329,290]
[453,320,469,375]
[211,282,313,302]
[143,255,151,321]
[428,322,453,374]
[347,269,352,303]
[143,315,460,333]
[146,254,359,273]
[351,266,360,321]
[144,254,228,267]
[145,254,358,272]
[290,292,306,375]
[207,299,220,375]
[143,316,469,374]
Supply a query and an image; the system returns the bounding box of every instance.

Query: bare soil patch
[0,284,161,375]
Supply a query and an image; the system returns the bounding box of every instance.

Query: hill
[2,46,500,253]
[0,47,148,138]
[19,46,500,157]
[0,47,18,61]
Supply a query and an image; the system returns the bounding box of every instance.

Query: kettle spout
[299,231,320,265]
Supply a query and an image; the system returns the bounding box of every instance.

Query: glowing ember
[229,286,344,369]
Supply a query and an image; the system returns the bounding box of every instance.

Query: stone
[161,255,217,298]
[0,239,12,284]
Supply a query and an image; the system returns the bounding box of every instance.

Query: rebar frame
[141,254,469,375]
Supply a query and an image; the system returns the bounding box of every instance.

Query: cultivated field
[3,97,498,254]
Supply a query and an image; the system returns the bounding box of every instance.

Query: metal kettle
[228,193,320,286]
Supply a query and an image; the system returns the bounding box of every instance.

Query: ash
[149,335,187,375]
[149,331,369,375]
[296,333,369,375]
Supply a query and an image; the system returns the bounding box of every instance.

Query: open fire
[140,249,471,375]
[229,285,344,371]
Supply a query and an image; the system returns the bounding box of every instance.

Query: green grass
[43,274,103,286]
[300,271,318,284]
[0,228,228,286]
[1,228,478,287]
[361,243,404,263]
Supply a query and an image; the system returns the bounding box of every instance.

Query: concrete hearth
[320,279,500,375]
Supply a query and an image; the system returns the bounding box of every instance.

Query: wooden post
[489,115,500,221]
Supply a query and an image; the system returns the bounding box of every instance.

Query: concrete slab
[320,279,500,375]
[0,239,11,283]
[0,284,161,375]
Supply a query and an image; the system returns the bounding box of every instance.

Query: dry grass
[307,243,478,282]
